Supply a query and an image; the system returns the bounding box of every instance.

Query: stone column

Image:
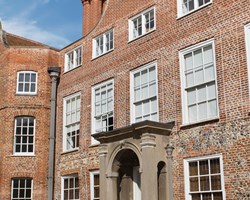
[140,133,157,200]
[106,160,119,200]
[99,144,108,200]
[165,144,174,200]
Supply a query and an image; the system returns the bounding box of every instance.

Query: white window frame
[13,116,36,156]
[184,154,226,200]
[61,175,79,200]
[92,29,114,58]
[130,62,159,124]
[177,0,212,18]
[90,170,100,200]
[244,24,250,98]
[91,79,114,145]
[128,7,156,41]
[63,92,81,152]
[179,39,219,125]
[16,71,38,95]
[11,178,33,200]
[64,46,82,72]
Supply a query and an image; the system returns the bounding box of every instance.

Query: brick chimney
[81,0,106,36]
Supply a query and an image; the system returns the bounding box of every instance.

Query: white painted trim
[91,79,114,145]
[64,45,82,72]
[61,174,79,200]
[179,39,219,125]
[90,170,100,200]
[63,92,81,152]
[92,29,114,59]
[128,6,156,42]
[13,116,36,156]
[11,178,33,200]
[244,24,250,98]
[16,71,38,95]
[177,0,212,18]
[184,154,226,200]
[130,61,159,124]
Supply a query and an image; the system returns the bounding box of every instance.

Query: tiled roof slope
[3,32,59,51]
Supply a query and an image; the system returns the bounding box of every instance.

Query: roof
[2,31,59,51]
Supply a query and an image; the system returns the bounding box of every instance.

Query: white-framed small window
[129,7,156,41]
[16,71,37,95]
[91,80,114,144]
[14,116,35,156]
[244,24,250,96]
[61,175,79,200]
[90,170,100,200]
[64,46,82,72]
[93,29,114,58]
[130,62,158,124]
[63,93,81,152]
[184,154,226,200]
[180,39,219,125]
[177,0,212,17]
[11,178,33,200]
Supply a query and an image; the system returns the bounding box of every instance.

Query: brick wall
[0,46,59,199]
[55,0,250,199]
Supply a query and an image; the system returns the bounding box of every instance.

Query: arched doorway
[112,149,141,200]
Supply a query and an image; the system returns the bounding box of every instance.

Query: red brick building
[1,0,250,199]
[0,26,59,199]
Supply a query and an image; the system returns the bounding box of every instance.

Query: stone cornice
[93,120,175,144]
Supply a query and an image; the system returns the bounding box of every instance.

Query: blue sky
[0,0,83,49]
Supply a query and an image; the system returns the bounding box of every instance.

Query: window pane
[25,73,30,82]
[135,103,142,118]
[198,102,207,120]
[200,176,210,191]
[134,73,140,87]
[18,83,23,92]
[194,49,203,67]
[135,87,140,102]
[189,0,195,11]
[188,105,197,123]
[185,53,193,70]
[210,158,220,174]
[211,175,221,190]
[141,85,148,100]
[143,100,150,115]
[187,88,196,105]
[151,98,157,113]
[24,83,30,92]
[149,82,156,97]
[195,68,204,85]
[186,72,194,87]
[213,193,223,200]
[191,194,201,200]
[202,193,212,200]
[141,69,148,85]
[149,66,156,82]
[94,174,100,185]
[189,162,198,176]
[207,83,216,99]
[190,177,199,192]
[204,45,213,64]
[208,100,217,117]
[205,65,215,81]
[197,85,206,102]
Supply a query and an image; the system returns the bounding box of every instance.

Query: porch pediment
[92,120,175,143]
